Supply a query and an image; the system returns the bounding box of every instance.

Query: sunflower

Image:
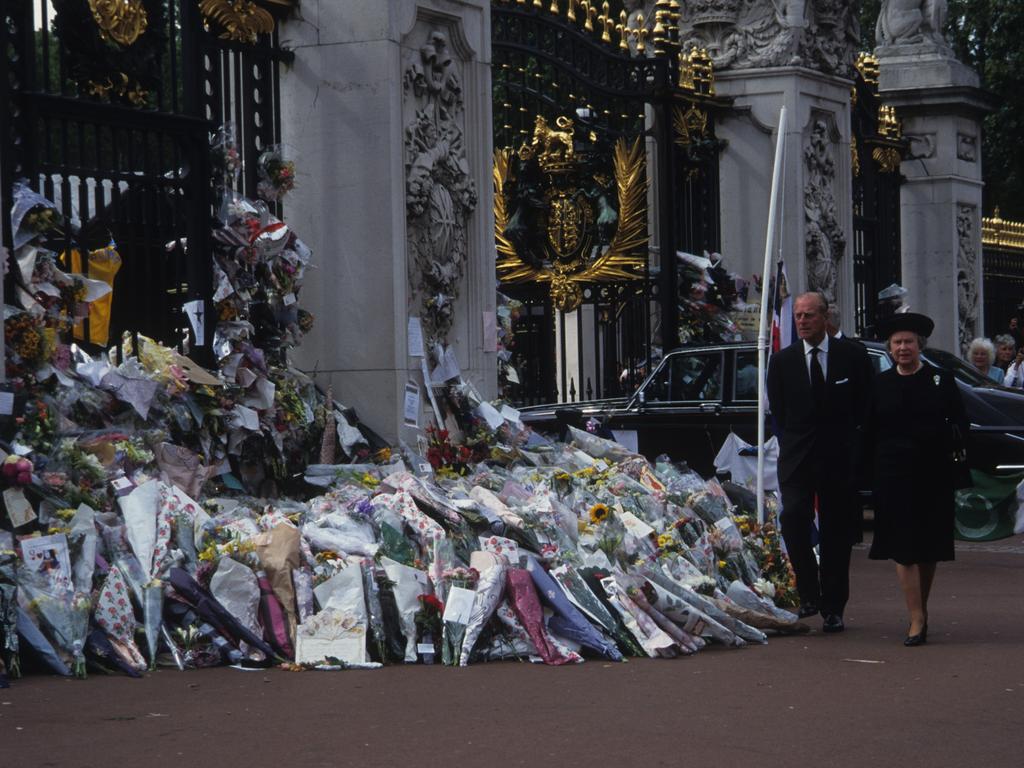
[589,503,610,524]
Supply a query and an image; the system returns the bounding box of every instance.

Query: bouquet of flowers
[256,145,296,202]
[0,548,20,680]
[18,568,91,677]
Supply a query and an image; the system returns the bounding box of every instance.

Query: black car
[520,341,1024,478]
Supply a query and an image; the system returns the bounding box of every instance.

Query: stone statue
[876,0,948,47]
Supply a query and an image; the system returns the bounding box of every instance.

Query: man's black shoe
[822,614,845,633]
[797,603,820,619]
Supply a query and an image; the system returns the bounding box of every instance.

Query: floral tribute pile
[676,250,759,346]
[0,134,800,688]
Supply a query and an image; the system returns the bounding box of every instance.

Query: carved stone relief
[403,28,478,348]
[676,1,861,77]
[905,132,936,160]
[956,204,979,355]
[957,133,977,162]
[803,115,845,304]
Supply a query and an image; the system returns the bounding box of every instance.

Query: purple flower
[355,498,374,519]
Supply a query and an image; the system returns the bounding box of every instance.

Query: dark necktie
[810,347,825,404]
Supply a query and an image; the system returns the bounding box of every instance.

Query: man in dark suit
[767,292,872,632]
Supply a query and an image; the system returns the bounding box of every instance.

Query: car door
[609,350,726,475]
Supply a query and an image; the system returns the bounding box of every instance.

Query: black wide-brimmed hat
[877,311,935,339]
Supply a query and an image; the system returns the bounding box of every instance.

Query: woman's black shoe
[904,629,927,647]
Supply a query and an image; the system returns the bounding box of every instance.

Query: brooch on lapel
[933,374,940,386]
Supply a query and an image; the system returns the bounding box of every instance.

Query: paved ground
[2,536,1022,768]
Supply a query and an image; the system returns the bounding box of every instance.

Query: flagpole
[757,106,787,526]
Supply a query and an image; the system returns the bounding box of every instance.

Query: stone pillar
[715,68,855,322]
[876,46,990,354]
[279,1,495,443]
[680,2,862,330]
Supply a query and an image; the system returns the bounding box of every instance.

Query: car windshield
[922,348,998,388]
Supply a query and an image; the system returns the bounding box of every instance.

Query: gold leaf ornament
[494,133,647,311]
[88,0,148,46]
[199,0,275,44]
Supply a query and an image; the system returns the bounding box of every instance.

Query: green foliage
[946,0,1024,219]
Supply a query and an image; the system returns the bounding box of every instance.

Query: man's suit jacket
[766,337,873,487]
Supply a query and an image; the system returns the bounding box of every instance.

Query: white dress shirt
[802,335,829,382]
[1005,361,1024,388]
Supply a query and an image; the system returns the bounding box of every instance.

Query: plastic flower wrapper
[380,556,429,663]
[566,425,639,463]
[66,505,98,595]
[598,572,679,658]
[378,523,418,568]
[0,549,21,679]
[624,579,703,654]
[550,564,643,657]
[16,606,71,676]
[360,559,389,663]
[10,180,62,250]
[292,566,316,623]
[85,627,142,678]
[374,566,408,662]
[642,564,754,645]
[438,561,478,666]
[164,597,243,668]
[718,580,799,633]
[256,144,296,203]
[93,565,147,672]
[18,567,91,677]
[167,567,276,662]
[458,551,507,666]
[305,565,368,666]
[525,555,621,661]
[210,558,265,662]
[505,568,575,665]
[376,491,445,568]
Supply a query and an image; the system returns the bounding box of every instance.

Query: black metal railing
[1,1,289,362]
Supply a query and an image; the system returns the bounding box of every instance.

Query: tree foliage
[860,1,1024,219]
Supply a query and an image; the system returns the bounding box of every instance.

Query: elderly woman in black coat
[865,313,968,646]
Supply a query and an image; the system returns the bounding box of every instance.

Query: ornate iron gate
[1,1,291,362]
[850,54,904,336]
[982,211,1024,335]
[492,0,722,405]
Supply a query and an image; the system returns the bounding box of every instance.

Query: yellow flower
[374,447,392,463]
[360,472,380,488]
[55,508,77,522]
[589,503,610,525]
[717,559,727,570]
[554,471,571,483]
[657,533,674,549]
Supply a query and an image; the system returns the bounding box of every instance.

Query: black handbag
[948,421,973,490]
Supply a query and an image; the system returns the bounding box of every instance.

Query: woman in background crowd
[994,335,1016,374]
[867,313,967,646]
[967,337,1004,384]
[1004,346,1024,388]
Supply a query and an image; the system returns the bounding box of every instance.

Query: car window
[670,353,722,401]
[923,348,997,387]
[734,351,758,401]
[869,349,892,373]
[640,353,723,403]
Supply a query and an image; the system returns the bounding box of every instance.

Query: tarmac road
[2,537,1022,768]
